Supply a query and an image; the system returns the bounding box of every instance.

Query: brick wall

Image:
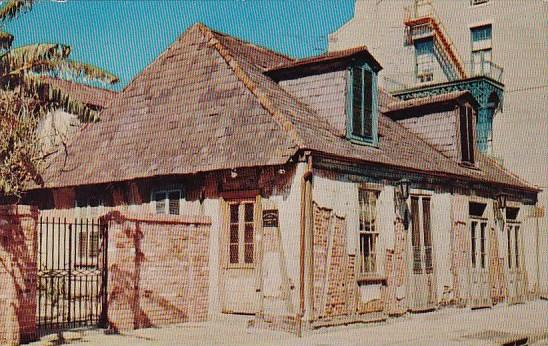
[488,226,505,303]
[384,219,407,316]
[451,195,470,307]
[0,205,39,345]
[102,211,210,332]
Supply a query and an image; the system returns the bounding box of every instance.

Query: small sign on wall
[263,209,279,227]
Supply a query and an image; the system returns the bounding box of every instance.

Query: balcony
[382,61,504,94]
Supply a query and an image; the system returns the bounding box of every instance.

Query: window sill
[226,264,255,270]
[356,274,387,284]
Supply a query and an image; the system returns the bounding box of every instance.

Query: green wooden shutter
[363,69,373,139]
[352,67,363,137]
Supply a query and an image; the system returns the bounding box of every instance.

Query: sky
[7,0,355,90]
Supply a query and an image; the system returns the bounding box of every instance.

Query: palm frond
[61,59,119,84]
[23,74,99,122]
[0,31,14,50]
[0,0,34,22]
[4,43,71,71]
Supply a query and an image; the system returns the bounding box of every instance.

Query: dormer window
[347,64,378,145]
[459,105,475,164]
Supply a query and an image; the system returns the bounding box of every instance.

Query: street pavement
[31,300,547,346]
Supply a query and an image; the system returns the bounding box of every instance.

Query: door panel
[469,220,491,308]
[507,224,525,304]
[221,198,259,314]
[408,196,436,312]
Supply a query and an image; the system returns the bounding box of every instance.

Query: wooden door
[221,198,259,314]
[408,196,436,312]
[469,219,492,308]
[506,223,525,304]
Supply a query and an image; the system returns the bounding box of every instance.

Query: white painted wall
[330,0,547,293]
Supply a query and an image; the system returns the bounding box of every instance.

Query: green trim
[346,61,379,146]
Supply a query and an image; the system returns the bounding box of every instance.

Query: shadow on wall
[0,205,38,345]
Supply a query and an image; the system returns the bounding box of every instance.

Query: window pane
[422,198,433,273]
[352,67,363,137]
[411,197,422,274]
[515,226,520,268]
[244,244,254,264]
[507,226,512,269]
[244,223,254,243]
[467,107,475,162]
[460,106,471,162]
[230,224,239,243]
[244,203,254,223]
[168,191,180,215]
[230,204,239,223]
[229,244,239,264]
[155,192,166,214]
[471,221,477,268]
[480,223,486,269]
[90,231,99,258]
[79,231,87,258]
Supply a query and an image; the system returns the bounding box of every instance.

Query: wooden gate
[36,217,108,334]
[408,195,436,312]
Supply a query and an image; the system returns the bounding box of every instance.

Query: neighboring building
[329,0,547,294]
[21,23,542,334]
[36,77,117,154]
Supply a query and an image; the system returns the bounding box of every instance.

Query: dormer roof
[265,46,382,81]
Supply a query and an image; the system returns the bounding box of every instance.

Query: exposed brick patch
[384,219,407,315]
[102,211,211,332]
[312,204,330,317]
[323,216,349,318]
[488,227,505,303]
[451,196,470,307]
[0,205,39,345]
[250,314,296,334]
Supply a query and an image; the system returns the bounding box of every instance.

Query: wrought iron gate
[37,217,108,333]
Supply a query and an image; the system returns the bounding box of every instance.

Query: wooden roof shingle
[37,23,538,194]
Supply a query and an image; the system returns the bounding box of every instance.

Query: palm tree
[0,0,119,198]
[0,0,119,122]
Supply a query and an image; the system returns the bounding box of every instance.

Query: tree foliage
[0,0,118,198]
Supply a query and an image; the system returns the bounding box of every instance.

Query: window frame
[458,105,475,164]
[414,38,435,83]
[357,189,380,278]
[152,189,182,215]
[226,199,256,269]
[470,24,493,76]
[346,62,379,146]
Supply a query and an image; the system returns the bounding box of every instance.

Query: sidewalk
[32,300,548,346]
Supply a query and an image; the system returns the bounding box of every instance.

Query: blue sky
[7,0,355,90]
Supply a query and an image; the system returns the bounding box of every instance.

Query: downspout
[297,154,313,337]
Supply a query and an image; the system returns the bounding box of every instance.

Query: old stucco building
[329,0,547,295]
[5,23,542,339]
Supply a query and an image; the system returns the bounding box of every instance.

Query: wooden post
[304,155,315,323]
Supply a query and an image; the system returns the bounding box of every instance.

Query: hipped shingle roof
[37,23,538,193]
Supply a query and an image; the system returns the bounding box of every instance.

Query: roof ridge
[206,25,295,62]
[196,23,304,148]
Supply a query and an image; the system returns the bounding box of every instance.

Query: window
[348,64,377,144]
[459,105,475,164]
[228,201,255,266]
[471,25,492,76]
[470,0,489,6]
[470,220,487,269]
[415,39,434,83]
[358,190,379,275]
[76,220,101,268]
[410,196,433,274]
[153,190,181,215]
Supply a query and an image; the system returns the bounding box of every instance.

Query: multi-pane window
[410,196,433,274]
[154,190,181,215]
[358,190,379,275]
[459,105,475,164]
[415,39,434,83]
[471,25,492,76]
[349,65,376,143]
[228,201,255,266]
